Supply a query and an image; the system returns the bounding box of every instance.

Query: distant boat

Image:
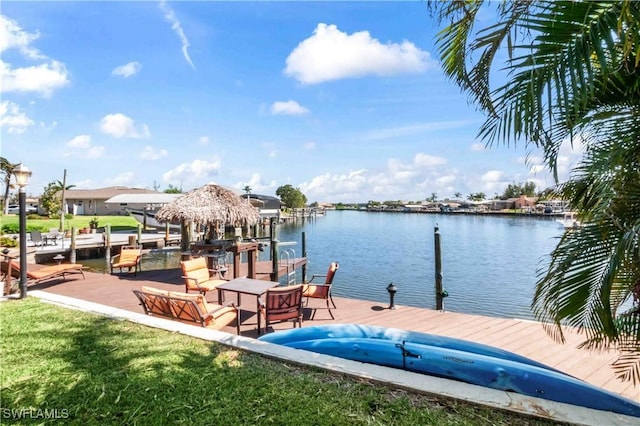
[260,324,640,417]
[556,212,581,229]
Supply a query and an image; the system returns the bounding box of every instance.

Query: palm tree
[243,185,252,201]
[454,192,462,200]
[1,157,18,215]
[430,0,640,382]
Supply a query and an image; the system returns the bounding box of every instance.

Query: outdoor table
[216,277,279,333]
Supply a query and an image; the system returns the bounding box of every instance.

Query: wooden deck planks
[24,268,640,403]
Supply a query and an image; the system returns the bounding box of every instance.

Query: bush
[1,223,18,234]
[0,236,17,247]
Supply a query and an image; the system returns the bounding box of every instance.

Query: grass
[0,298,565,425]
[0,215,140,233]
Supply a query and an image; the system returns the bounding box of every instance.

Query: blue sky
[1,1,583,203]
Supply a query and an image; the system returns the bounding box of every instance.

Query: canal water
[81,210,563,321]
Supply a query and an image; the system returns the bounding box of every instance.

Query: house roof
[105,193,183,204]
[64,187,161,200]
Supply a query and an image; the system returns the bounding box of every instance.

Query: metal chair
[258,285,304,335]
[302,262,339,319]
[29,230,44,247]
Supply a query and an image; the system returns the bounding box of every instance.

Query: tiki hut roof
[155,184,261,225]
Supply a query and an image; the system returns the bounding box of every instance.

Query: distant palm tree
[454,192,462,200]
[243,185,252,200]
[0,157,18,215]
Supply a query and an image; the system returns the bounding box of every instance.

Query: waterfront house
[63,187,163,216]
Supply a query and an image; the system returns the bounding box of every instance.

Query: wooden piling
[104,224,111,261]
[434,225,444,310]
[70,227,77,264]
[301,231,307,283]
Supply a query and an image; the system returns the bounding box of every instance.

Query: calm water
[82,211,563,321]
[276,211,562,321]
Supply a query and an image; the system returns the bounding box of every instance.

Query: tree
[164,184,182,194]
[0,157,18,215]
[430,0,640,381]
[242,185,252,201]
[501,182,537,199]
[454,192,462,200]
[275,184,307,209]
[40,182,62,217]
[427,193,438,202]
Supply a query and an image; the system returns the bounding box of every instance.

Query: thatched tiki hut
[155,184,261,251]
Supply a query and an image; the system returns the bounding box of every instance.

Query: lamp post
[14,163,32,299]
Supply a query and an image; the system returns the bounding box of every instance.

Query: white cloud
[112,61,142,78]
[163,158,221,184]
[140,145,168,160]
[65,134,105,159]
[0,60,69,97]
[470,142,486,152]
[358,120,472,142]
[67,134,91,148]
[0,101,34,134]
[413,153,447,167]
[86,146,105,159]
[104,172,135,186]
[0,15,44,60]
[198,136,209,145]
[270,100,310,115]
[481,170,505,183]
[235,173,277,194]
[100,113,151,139]
[158,1,195,70]
[285,23,434,84]
[0,15,69,96]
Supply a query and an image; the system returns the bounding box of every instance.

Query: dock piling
[434,225,444,310]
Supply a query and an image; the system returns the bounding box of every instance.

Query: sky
[1,1,584,203]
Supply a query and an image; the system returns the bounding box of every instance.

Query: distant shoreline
[335,208,564,219]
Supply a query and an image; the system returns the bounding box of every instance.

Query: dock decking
[25,267,640,404]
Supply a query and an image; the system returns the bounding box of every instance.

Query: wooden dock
[24,267,640,405]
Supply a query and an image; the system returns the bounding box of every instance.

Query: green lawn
[0,298,562,425]
[0,215,140,233]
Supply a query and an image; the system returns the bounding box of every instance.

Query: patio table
[216,277,280,333]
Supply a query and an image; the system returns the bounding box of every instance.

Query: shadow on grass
[0,298,561,425]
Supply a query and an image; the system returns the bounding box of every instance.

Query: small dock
[25,267,640,405]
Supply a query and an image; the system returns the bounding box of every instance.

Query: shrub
[1,223,19,234]
[0,236,17,247]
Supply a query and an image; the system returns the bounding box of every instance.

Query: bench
[132,286,239,334]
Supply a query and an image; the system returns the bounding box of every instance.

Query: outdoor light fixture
[13,163,31,299]
[386,282,397,310]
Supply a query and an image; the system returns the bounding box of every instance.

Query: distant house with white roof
[63,187,163,216]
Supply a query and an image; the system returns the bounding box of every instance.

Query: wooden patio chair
[302,262,339,320]
[110,245,142,275]
[180,257,227,301]
[258,284,303,335]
